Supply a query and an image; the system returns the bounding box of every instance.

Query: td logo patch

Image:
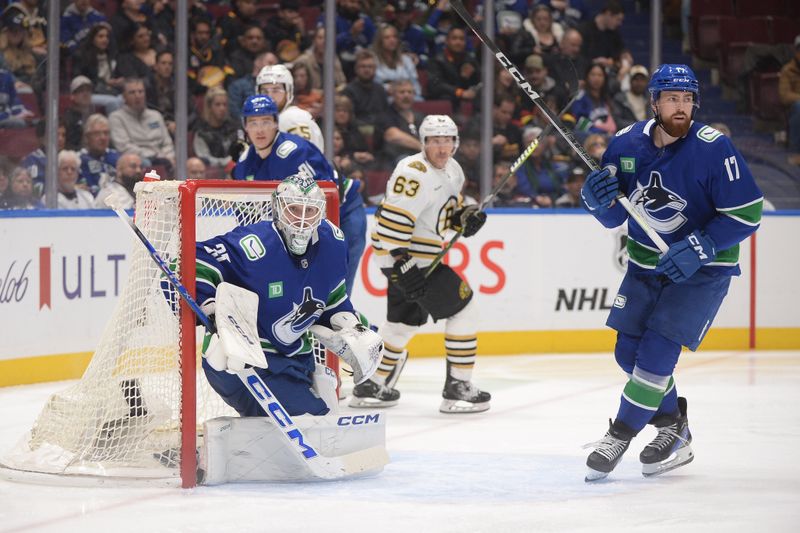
[268,281,283,298]
[620,157,636,173]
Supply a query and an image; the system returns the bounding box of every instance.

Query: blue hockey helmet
[241,95,279,123]
[648,64,699,102]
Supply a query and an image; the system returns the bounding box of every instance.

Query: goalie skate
[640,397,694,478]
[439,378,491,414]
[349,380,400,408]
[584,419,635,482]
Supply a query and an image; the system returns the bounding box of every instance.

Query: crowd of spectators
[0,0,686,212]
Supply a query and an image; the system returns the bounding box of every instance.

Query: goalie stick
[107,199,387,481]
[448,0,669,254]
[425,91,579,277]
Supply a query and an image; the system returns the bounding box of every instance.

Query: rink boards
[1,209,798,386]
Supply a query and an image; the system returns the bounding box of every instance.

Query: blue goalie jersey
[596,119,763,276]
[194,219,354,377]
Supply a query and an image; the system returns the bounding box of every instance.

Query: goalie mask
[255,64,294,109]
[419,115,460,154]
[272,173,326,255]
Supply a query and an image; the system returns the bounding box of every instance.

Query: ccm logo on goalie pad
[245,374,319,459]
[225,314,257,346]
[337,414,381,426]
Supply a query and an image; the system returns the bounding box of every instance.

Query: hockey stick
[448,0,669,254]
[425,91,579,277]
[107,199,387,480]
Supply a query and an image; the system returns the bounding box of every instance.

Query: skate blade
[348,396,398,409]
[585,467,610,482]
[439,399,490,414]
[642,445,694,477]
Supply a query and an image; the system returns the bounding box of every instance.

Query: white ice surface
[1,351,798,533]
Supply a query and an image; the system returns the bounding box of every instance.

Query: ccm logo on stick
[337,414,381,426]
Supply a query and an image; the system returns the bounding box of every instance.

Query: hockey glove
[450,205,487,238]
[655,231,717,283]
[581,167,618,211]
[390,254,426,301]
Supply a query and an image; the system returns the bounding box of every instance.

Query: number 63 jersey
[600,119,763,276]
[371,152,466,269]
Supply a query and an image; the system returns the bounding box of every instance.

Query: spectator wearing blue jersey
[572,63,619,137]
[581,64,764,482]
[0,67,32,128]
[79,114,120,196]
[60,0,107,53]
[514,125,569,207]
[328,0,376,77]
[22,121,66,197]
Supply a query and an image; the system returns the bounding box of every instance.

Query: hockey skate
[349,380,400,408]
[439,377,491,414]
[640,397,694,477]
[584,419,635,482]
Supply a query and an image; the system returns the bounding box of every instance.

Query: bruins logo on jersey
[458,281,472,300]
[407,160,427,173]
[436,196,459,236]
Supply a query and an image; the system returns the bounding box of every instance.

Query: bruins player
[352,115,490,413]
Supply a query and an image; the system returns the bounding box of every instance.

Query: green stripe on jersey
[627,238,660,268]
[326,280,347,309]
[719,199,763,226]
[196,261,222,286]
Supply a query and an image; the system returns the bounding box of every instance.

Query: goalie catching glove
[203,282,268,373]
[309,312,382,385]
[449,205,486,237]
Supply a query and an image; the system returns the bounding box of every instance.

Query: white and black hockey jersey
[280,106,324,152]
[371,152,465,269]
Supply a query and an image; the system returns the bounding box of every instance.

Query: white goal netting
[1,180,340,486]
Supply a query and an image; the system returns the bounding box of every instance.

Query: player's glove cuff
[450,205,487,238]
[655,231,717,283]
[581,167,618,212]
[389,253,426,301]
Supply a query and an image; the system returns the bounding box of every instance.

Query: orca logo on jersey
[272,286,325,345]
[629,171,688,233]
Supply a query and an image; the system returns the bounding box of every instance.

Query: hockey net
[0,180,341,487]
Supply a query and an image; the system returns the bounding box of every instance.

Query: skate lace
[582,435,628,461]
[649,423,689,451]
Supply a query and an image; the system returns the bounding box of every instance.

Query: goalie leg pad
[200,413,388,484]
[203,360,329,417]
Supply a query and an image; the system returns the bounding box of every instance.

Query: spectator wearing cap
[779,35,800,165]
[372,23,423,101]
[555,167,586,208]
[2,0,47,56]
[217,0,259,55]
[613,64,651,128]
[578,0,625,69]
[0,10,42,93]
[0,67,33,128]
[265,0,308,62]
[60,0,107,53]
[79,113,120,196]
[109,77,175,170]
[294,26,347,92]
[45,150,94,209]
[64,76,95,150]
[519,53,567,122]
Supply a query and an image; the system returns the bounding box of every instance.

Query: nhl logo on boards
[613,295,627,309]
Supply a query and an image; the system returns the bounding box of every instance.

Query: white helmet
[419,115,459,154]
[255,64,294,108]
[272,172,326,255]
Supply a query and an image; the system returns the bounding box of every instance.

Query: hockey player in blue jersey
[194,174,382,417]
[580,64,763,481]
[232,94,367,297]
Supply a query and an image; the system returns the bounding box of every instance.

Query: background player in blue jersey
[580,65,764,481]
[194,175,381,417]
[233,95,367,297]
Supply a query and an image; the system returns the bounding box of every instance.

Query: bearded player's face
[654,90,695,138]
